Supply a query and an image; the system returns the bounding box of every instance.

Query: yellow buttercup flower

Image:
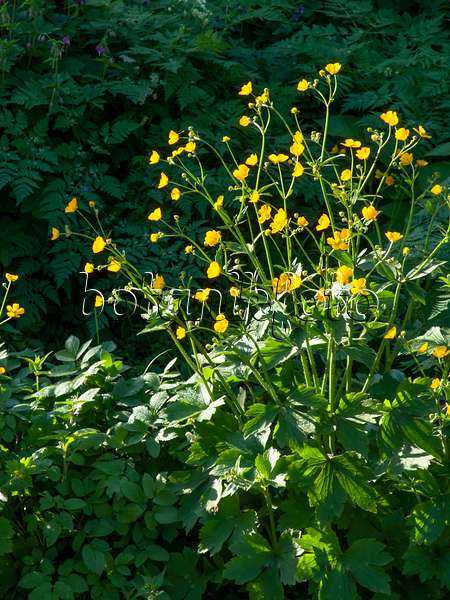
[88,200,96,208]
[272,273,291,294]
[92,236,106,253]
[255,90,269,104]
[152,274,165,290]
[148,208,162,221]
[385,175,395,186]
[204,230,221,247]
[402,246,410,256]
[170,147,184,158]
[361,205,379,221]
[0,367,6,375]
[238,81,253,96]
[171,188,181,201]
[268,153,289,164]
[384,326,397,340]
[94,295,103,308]
[150,233,160,243]
[293,131,304,144]
[413,125,431,139]
[416,160,428,168]
[6,303,25,319]
[433,346,449,359]
[258,204,272,224]
[176,326,186,340]
[327,229,350,251]
[431,184,443,195]
[222,136,230,143]
[194,288,211,302]
[107,257,122,272]
[340,169,352,182]
[214,195,224,210]
[430,378,441,390]
[157,172,169,189]
[207,261,221,279]
[341,139,361,148]
[292,162,304,177]
[290,142,305,156]
[239,116,251,127]
[270,208,288,234]
[399,152,413,166]
[417,342,429,354]
[249,190,260,203]
[233,164,249,181]
[5,273,18,283]
[380,111,399,126]
[325,63,342,75]
[214,313,229,333]
[336,266,353,285]
[184,141,196,153]
[385,231,403,242]
[149,150,160,165]
[316,289,328,302]
[395,128,409,141]
[297,216,309,229]
[51,227,60,241]
[316,214,331,231]
[351,278,368,295]
[168,130,179,145]
[84,263,94,273]
[297,79,309,92]
[356,147,370,160]
[65,197,78,213]
[184,245,195,254]
[229,286,240,298]
[245,153,258,166]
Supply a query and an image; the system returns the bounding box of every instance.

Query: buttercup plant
[61,64,450,597]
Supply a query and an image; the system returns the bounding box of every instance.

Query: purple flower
[292,4,305,22]
[95,46,105,56]
[63,35,71,46]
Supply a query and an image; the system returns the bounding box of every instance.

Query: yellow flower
[356,147,370,160]
[361,205,379,221]
[245,153,258,166]
[258,204,272,224]
[293,131,304,144]
[290,142,305,156]
[176,326,186,340]
[380,111,399,126]
[431,184,443,195]
[384,326,397,340]
[152,274,165,290]
[431,378,441,390]
[331,144,339,154]
[51,227,60,241]
[184,244,195,254]
[170,148,184,161]
[268,153,289,164]
[238,81,253,96]
[107,257,121,272]
[214,195,224,210]
[297,79,309,92]
[416,160,428,168]
[249,190,260,203]
[272,273,291,294]
[351,277,368,295]
[290,274,302,291]
[417,342,429,354]
[0,367,6,375]
[207,261,221,279]
[214,313,229,333]
[184,141,196,153]
[385,175,395,186]
[325,63,342,75]
[340,169,352,182]
[319,69,326,77]
[292,162,304,178]
[399,152,413,166]
[341,139,361,148]
[316,288,328,302]
[150,233,160,243]
[194,288,211,302]
[92,236,106,253]
[148,207,162,221]
[171,188,181,201]
[413,125,431,139]
[6,303,25,319]
[233,164,249,181]
[168,130,179,145]
[433,346,449,359]
[385,231,403,242]
[239,116,251,127]
[157,172,169,189]
[316,214,331,231]
[270,208,288,234]
[255,90,269,104]
[336,266,353,284]
[65,197,78,213]
[222,135,230,143]
[327,229,350,251]
[84,263,94,273]
[149,150,160,165]
[94,295,103,308]
[204,230,221,247]
[88,200,96,208]
[402,247,410,256]
[5,273,18,283]
[230,286,240,298]
[395,128,409,141]
[297,216,309,229]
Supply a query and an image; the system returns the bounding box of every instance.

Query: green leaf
[224,533,273,584]
[409,499,446,545]
[0,518,13,555]
[82,543,105,575]
[343,539,392,594]
[247,568,284,600]
[319,565,357,600]
[334,453,378,513]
